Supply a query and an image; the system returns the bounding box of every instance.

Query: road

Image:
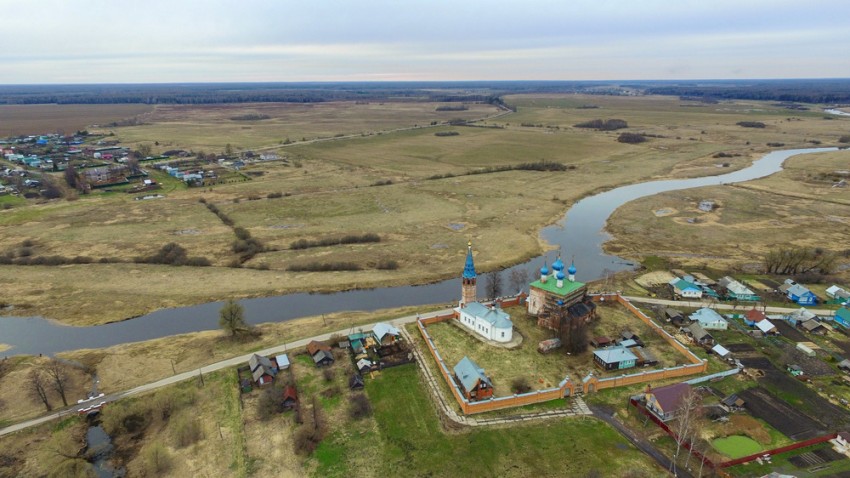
[589,404,692,478]
[622,296,838,316]
[0,308,453,437]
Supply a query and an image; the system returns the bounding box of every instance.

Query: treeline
[617,133,647,144]
[434,131,460,137]
[427,160,573,180]
[736,121,766,128]
[288,259,398,272]
[647,79,850,103]
[201,199,265,262]
[574,119,628,131]
[135,242,212,266]
[290,233,381,250]
[435,105,468,111]
[230,114,271,121]
[763,246,836,275]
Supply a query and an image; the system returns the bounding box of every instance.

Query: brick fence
[417,293,709,415]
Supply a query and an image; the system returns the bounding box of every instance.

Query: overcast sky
[2,0,848,84]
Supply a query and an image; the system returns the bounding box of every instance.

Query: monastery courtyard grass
[424,303,694,399]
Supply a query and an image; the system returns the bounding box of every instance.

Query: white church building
[454,242,513,343]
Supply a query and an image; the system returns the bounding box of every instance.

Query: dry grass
[605,149,850,274]
[3,95,849,327]
[0,356,91,424]
[0,103,152,136]
[107,101,499,151]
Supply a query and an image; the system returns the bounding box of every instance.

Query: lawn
[350,364,663,477]
[713,435,763,459]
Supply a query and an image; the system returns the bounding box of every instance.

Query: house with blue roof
[372,322,400,346]
[782,280,818,306]
[834,308,850,328]
[453,356,493,401]
[669,278,703,299]
[593,346,637,371]
[690,308,728,330]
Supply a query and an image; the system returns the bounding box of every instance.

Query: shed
[799,319,828,335]
[687,323,714,346]
[349,374,365,390]
[721,394,745,410]
[275,354,291,370]
[282,386,299,410]
[306,340,332,357]
[826,285,850,300]
[838,359,850,372]
[711,344,731,358]
[665,308,685,324]
[356,358,373,374]
[591,336,612,348]
[312,349,335,367]
[248,354,277,386]
[632,347,658,366]
[756,319,778,335]
[372,322,400,346]
[593,346,638,371]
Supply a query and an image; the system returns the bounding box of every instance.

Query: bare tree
[508,268,528,295]
[484,270,503,300]
[136,143,153,158]
[127,156,140,175]
[671,387,702,475]
[63,164,78,189]
[44,359,71,407]
[28,369,52,411]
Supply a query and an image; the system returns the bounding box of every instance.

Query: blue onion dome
[552,257,565,271]
[556,271,565,280]
[568,262,577,275]
[540,264,549,275]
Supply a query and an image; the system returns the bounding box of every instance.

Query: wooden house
[799,319,828,335]
[718,276,760,302]
[645,383,694,422]
[826,285,850,302]
[593,346,638,371]
[690,308,728,330]
[453,356,494,401]
[664,308,686,325]
[372,322,401,346]
[281,386,299,410]
[783,279,818,306]
[834,308,850,328]
[669,278,703,299]
[248,354,277,386]
[686,323,714,346]
[744,308,767,326]
[356,358,373,374]
[306,340,331,357]
[312,350,335,367]
[349,374,365,390]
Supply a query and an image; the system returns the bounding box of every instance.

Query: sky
[2,0,849,84]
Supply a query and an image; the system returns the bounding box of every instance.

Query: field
[3,95,850,326]
[0,103,153,136]
[605,148,850,272]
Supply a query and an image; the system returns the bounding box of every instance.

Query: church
[454,242,513,343]
[527,256,596,331]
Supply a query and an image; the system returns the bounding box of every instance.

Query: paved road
[589,404,692,478]
[0,308,453,437]
[623,296,838,316]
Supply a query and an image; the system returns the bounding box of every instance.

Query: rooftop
[453,356,492,393]
[530,277,586,297]
[459,302,512,329]
[593,346,637,364]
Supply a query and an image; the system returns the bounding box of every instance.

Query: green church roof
[530,278,586,297]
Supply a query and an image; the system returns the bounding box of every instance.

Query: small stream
[0,147,841,355]
[85,416,125,478]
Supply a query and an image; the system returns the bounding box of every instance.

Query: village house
[690,307,728,330]
[799,319,828,335]
[453,356,494,401]
[826,285,850,302]
[718,276,760,302]
[248,354,277,386]
[786,307,818,325]
[306,340,335,367]
[668,278,703,299]
[664,308,686,326]
[781,279,818,306]
[686,323,715,346]
[593,346,638,371]
[645,382,695,422]
[744,308,767,326]
[356,358,373,374]
[372,322,400,346]
[455,242,514,343]
[835,308,850,328]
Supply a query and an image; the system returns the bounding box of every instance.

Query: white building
[456,302,513,343]
[690,307,728,330]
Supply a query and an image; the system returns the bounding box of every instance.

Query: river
[0,147,839,355]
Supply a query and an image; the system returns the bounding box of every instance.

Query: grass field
[713,435,762,459]
[0,103,153,136]
[3,95,850,327]
[605,148,850,273]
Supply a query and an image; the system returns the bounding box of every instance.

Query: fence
[417,293,709,415]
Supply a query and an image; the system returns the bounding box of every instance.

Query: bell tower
[461,241,477,306]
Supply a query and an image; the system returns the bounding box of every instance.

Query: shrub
[322,369,335,382]
[840,135,850,144]
[511,377,532,394]
[376,259,399,270]
[290,233,380,250]
[736,121,766,128]
[172,415,204,447]
[349,393,372,420]
[267,192,283,199]
[142,441,172,474]
[617,133,647,144]
[293,426,321,455]
[574,119,628,131]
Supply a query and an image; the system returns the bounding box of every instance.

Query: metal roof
[453,356,492,393]
[593,346,638,365]
[459,302,513,329]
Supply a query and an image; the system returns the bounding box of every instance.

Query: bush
[290,233,380,250]
[142,441,172,474]
[294,426,321,455]
[511,377,532,394]
[349,393,372,420]
[574,119,628,131]
[617,133,647,144]
[839,135,850,144]
[322,369,335,382]
[736,121,766,128]
[288,262,362,272]
[267,192,283,199]
[375,259,399,270]
[172,415,203,448]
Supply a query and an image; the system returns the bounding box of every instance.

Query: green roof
[530,278,586,297]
